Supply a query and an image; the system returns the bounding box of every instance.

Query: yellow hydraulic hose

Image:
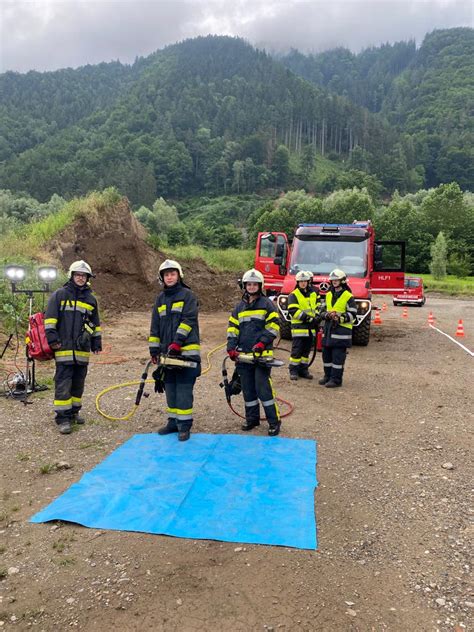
[95,342,227,422]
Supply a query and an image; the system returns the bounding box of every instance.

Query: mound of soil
[46,198,242,312]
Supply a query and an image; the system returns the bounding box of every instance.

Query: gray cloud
[0,0,472,73]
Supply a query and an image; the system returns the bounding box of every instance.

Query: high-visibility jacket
[320,287,357,348]
[287,287,320,338]
[45,281,102,364]
[227,294,279,359]
[149,282,200,363]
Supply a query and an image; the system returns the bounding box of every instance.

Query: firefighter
[287,270,320,381]
[45,260,102,434]
[149,260,200,442]
[318,268,357,388]
[227,269,281,436]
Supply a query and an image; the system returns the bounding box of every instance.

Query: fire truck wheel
[279,317,292,340]
[352,317,371,346]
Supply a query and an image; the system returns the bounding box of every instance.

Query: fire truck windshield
[289,237,368,277]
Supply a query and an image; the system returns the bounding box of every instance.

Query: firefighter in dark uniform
[227,269,281,436]
[319,268,357,388]
[45,260,102,434]
[149,260,200,442]
[287,270,320,381]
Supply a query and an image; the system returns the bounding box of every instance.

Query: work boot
[58,420,72,435]
[268,422,281,437]
[178,429,190,442]
[325,380,341,388]
[318,377,329,385]
[299,370,313,380]
[289,372,298,381]
[158,424,178,435]
[241,420,260,431]
[72,413,85,425]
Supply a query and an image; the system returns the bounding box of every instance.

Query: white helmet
[242,269,265,285]
[295,270,312,282]
[68,260,93,279]
[158,259,183,280]
[329,268,346,281]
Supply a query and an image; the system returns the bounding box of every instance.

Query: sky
[0,0,472,73]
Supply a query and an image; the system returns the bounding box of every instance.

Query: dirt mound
[46,198,241,312]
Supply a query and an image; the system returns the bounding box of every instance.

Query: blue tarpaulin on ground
[30,433,317,549]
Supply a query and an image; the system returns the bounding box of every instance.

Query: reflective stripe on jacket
[149,283,200,362]
[320,288,357,348]
[45,280,101,364]
[226,294,279,357]
[288,287,320,338]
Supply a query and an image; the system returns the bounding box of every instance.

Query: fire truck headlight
[359,301,369,311]
[280,296,288,307]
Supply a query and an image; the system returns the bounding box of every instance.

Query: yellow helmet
[158,259,183,280]
[68,260,93,279]
[242,269,264,285]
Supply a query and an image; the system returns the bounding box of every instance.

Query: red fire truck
[254,221,405,345]
[393,276,426,306]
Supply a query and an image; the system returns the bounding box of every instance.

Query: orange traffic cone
[402,307,408,319]
[428,312,435,326]
[455,319,465,337]
[373,309,382,325]
[382,302,387,312]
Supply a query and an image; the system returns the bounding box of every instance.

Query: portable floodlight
[4,265,26,283]
[37,266,58,285]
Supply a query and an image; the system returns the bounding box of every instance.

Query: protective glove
[150,355,158,365]
[252,342,266,353]
[167,342,182,356]
[227,349,239,361]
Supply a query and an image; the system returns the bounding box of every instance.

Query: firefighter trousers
[289,335,313,375]
[163,366,200,432]
[322,346,347,385]
[236,363,280,427]
[54,363,88,423]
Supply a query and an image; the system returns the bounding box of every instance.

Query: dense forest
[0,29,472,206]
[280,28,474,190]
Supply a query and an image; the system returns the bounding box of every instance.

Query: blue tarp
[30,433,318,549]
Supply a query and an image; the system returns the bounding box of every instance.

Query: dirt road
[1,297,472,631]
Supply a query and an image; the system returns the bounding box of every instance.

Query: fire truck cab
[255,221,405,346]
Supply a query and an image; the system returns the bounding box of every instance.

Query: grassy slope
[414,273,474,296]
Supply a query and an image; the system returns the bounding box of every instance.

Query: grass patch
[164,245,254,272]
[57,557,76,566]
[52,541,65,553]
[78,440,105,450]
[17,452,31,462]
[414,273,474,296]
[0,567,7,580]
[39,463,55,475]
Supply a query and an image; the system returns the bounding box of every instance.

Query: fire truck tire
[352,317,370,346]
[279,317,292,340]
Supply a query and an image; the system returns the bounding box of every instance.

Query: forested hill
[280,28,474,189]
[0,36,394,203]
[0,31,472,207]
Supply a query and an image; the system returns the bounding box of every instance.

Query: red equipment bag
[26,312,55,361]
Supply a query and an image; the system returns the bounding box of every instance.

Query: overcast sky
[0,0,472,73]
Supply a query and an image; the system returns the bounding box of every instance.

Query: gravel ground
[0,296,473,631]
